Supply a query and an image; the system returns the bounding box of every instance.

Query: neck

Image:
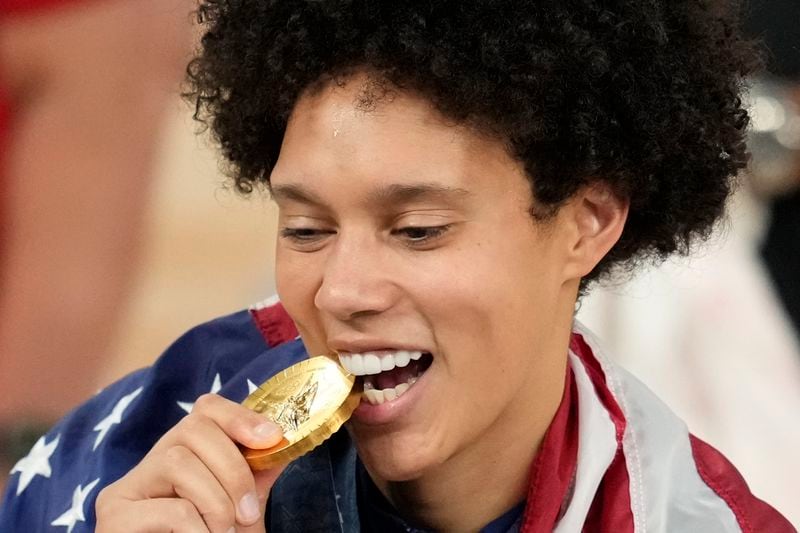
[368,293,576,532]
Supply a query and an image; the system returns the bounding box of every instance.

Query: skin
[97,71,627,532]
[96,394,286,533]
[274,72,627,531]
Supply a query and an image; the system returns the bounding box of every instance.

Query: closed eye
[392,225,452,246]
[280,227,334,243]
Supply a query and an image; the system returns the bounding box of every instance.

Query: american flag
[1,299,794,532]
[0,299,302,532]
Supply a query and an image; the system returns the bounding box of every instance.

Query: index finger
[160,393,284,451]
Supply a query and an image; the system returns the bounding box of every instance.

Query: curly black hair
[186,0,760,287]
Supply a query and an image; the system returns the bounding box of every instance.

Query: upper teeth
[338,350,423,376]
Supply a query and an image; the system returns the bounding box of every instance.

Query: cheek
[275,251,326,346]
[411,258,526,378]
[411,238,555,329]
[275,253,300,298]
[414,241,559,383]
[275,245,324,299]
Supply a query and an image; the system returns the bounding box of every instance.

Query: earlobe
[563,183,629,279]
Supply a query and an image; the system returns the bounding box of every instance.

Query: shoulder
[0,299,305,531]
[569,323,795,533]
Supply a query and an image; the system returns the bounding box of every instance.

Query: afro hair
[185,0,761,287]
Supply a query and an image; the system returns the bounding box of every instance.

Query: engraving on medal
[241,356,360,470]
[268,377,319,433]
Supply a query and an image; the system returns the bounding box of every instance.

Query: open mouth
[338,351,434,405]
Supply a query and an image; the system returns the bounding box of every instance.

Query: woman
[1,0,794,531]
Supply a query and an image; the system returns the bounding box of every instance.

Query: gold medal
[241,356,361,470]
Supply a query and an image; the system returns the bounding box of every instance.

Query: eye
[393,225,452,246]
[279,227,334,245]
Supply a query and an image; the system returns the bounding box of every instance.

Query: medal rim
[241,355,360,470]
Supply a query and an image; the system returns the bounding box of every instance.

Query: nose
[314,233,396,322]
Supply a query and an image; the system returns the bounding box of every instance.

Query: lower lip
[350,370,428,425]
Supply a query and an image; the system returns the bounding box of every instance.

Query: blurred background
[0,0,277,488]
[579,0,800,522]
[0,0,798,525]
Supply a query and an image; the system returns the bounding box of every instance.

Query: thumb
[238,465,288,533]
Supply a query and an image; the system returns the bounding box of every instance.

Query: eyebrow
[269,181,472,207]
[269,183,326,206]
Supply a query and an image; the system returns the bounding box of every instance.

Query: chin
[350,428,438,482]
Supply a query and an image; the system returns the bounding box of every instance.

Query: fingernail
[238,491,260,523]
[253,422,280,440]
[226,527,236,533]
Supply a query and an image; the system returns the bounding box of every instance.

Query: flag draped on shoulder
[0,299,794,532]
[0,300,302,532]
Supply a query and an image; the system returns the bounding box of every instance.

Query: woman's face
[272,74,576,482]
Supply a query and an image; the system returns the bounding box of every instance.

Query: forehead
[284,74,464,149]
[270,73,530,205]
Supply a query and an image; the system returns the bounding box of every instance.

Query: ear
[559,182,629,281]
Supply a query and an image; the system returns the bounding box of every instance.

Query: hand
[95,393,285,532]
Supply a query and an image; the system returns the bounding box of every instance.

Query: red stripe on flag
[570,332,635,533]
[690,435,796,533]
[521,366,580,532]
[569,333,626,440]
[250,301,299,348]
[582,450,635,533]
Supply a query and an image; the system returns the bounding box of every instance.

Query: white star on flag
[50,478,100,533]
[10,434,60,496]
[177,373,222,414]
[247,379,259,395]
[92,386,144,450]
